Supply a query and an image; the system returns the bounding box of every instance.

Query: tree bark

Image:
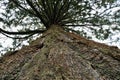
[0,25,120,80]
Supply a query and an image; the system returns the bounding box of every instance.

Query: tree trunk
[0,25,120,80]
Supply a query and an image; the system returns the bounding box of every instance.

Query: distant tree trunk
[0,25,120,80]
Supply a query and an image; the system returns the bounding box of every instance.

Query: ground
[0,25,120,80]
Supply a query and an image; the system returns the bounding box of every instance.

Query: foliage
[0,0,120,52]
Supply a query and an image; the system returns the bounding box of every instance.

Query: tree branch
[0,28,46,35]
[1,32,35,39]
[64,24,100,27]
[12,0,36,16]
[25,0,48,27]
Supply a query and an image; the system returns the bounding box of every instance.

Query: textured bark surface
[0,25,120,80]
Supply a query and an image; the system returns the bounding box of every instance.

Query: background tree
[0,0,120,52]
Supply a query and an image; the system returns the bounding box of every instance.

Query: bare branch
[64,24,100,27]
[1,32,35,39]
[0,28,46,35]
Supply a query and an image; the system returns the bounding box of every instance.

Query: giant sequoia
[0,0,120,80]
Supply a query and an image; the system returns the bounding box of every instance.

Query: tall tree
[0,0,120,51]
[0,0,120,80]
